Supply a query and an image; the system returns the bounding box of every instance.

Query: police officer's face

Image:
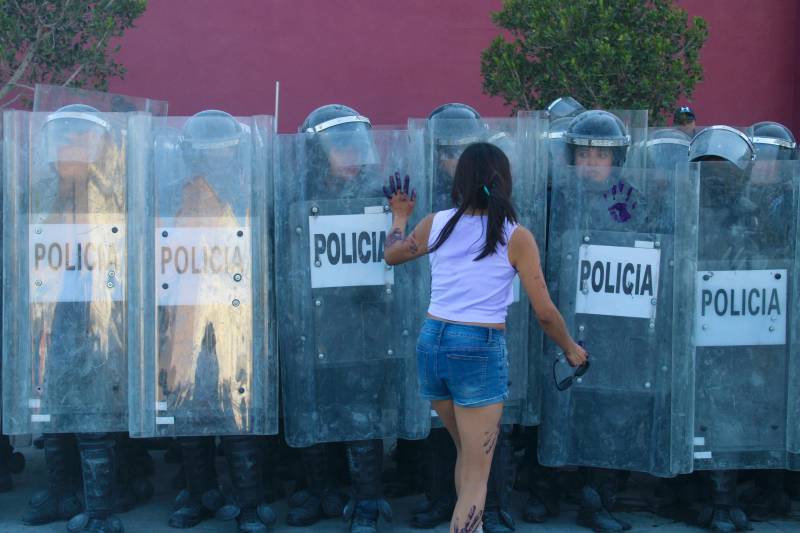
[438,147,461,178]
[55,130,104,180]
[574,147,613,182]
[328,146,363,180]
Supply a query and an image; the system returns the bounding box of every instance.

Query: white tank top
[427,208,519,323]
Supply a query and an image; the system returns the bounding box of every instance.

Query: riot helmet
[547,116,574,172]
[565,110,630,183]
[546,96,585,120]
[644,128,690,171]
[300,104,378,178]
[43,104,111,169]
[428,103,486,177]
[688,125,755,171]
[181,110,245,176]
[749,121,796,161]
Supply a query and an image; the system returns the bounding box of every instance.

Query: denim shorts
[415,318,509,408]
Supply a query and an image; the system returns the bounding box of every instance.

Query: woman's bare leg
[449,402,503,533]
[431,399,461,495]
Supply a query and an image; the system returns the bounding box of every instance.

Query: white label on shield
[309,213,393,289]
[574,244,660,319]
[695,269,786,347]
[29,223,125,303]
[157,224,250,306]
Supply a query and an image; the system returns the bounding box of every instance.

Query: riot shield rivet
[314,260,322,268]
[238,387,245,394]
[668,260,674,267]
[295,227,302,234]
[386,288,393,295]
[310,206,319,215]
[237,230,244,237]
[383,205,390,213]
[34,280,42,287]
[650,298,657,305]
[162,283,169,290]
[769,325,775,332]
[111,227,118,234]
[576,377,583,384]
[233,273,242,282]
[701,324,708,330]
[654,241,660,248]
[644,382,651,389]
[314,299,322,307]
[774,273,781,280]
[578,325,585,332]
[662,366,668,372]
[300,335,306,342]
[318,353,324,360]
[402,329,409,336]
[108,271,115,278]
[566,254,573,260]
[161,230,168,238]
[649,321,655,329]
[583,236,590,243]
[34,227,42,235]
[232,299,240,307]
[106,281,114,289]
[387,349,394,356]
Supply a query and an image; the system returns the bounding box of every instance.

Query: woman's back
[427,208,518,324]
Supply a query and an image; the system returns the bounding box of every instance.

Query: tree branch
[0,26,43,101]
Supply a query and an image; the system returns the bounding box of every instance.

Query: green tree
[0,0,147,108]
[481,0,708,123]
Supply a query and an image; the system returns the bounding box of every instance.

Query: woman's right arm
[508,226,587,367]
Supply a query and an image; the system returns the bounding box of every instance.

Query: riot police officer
[161,110,277,533]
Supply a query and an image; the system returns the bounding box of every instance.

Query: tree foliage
[0,0,147,108]
[481,0,708,123]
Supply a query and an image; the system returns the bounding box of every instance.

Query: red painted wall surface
[110,0,800,133]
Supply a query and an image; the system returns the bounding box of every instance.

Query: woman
[384,142,586,533]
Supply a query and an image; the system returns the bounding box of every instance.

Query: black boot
[217,436,276,533]
[411,428,456,529]
[344,440,391,533]
[483,425,516,533]
[786,470,800,500]
[576,469,631,532]
[286,444,345,526]
[261,435,283,503]
[114,433,154,513]
[168,437,224,528]
[383,438,424,497]
[67,433,123,533]
[698,470,750,532]
[23,434,82,525]
[740,470,790,520]
[522,427,560,524]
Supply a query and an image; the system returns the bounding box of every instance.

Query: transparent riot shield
[127,115,277,438]
[275,127,431,447]
[33,84,168,115]
[539,163,698,476]
[692,160,800,470]
[3,110,144,434]
[408,115,548,426]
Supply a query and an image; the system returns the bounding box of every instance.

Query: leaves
[481,0,709,124]
[0,0,147,107]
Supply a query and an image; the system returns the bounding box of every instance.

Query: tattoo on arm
[483,423,500,456]
[452,505,483,533]
[386,228,419,254]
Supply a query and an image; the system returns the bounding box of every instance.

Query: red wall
[110,0,800,133]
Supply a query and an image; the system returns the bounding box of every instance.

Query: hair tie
[483,185,491,197]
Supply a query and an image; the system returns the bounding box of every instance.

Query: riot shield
[538,163,698,476]
[275,127,430,447]
[127,115,277,438]
[33,84,168,115]
[692,160,800,470]
[3,110,145,434]
[408,115,548,426]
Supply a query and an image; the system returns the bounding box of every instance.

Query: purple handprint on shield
[603,180,637,223]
